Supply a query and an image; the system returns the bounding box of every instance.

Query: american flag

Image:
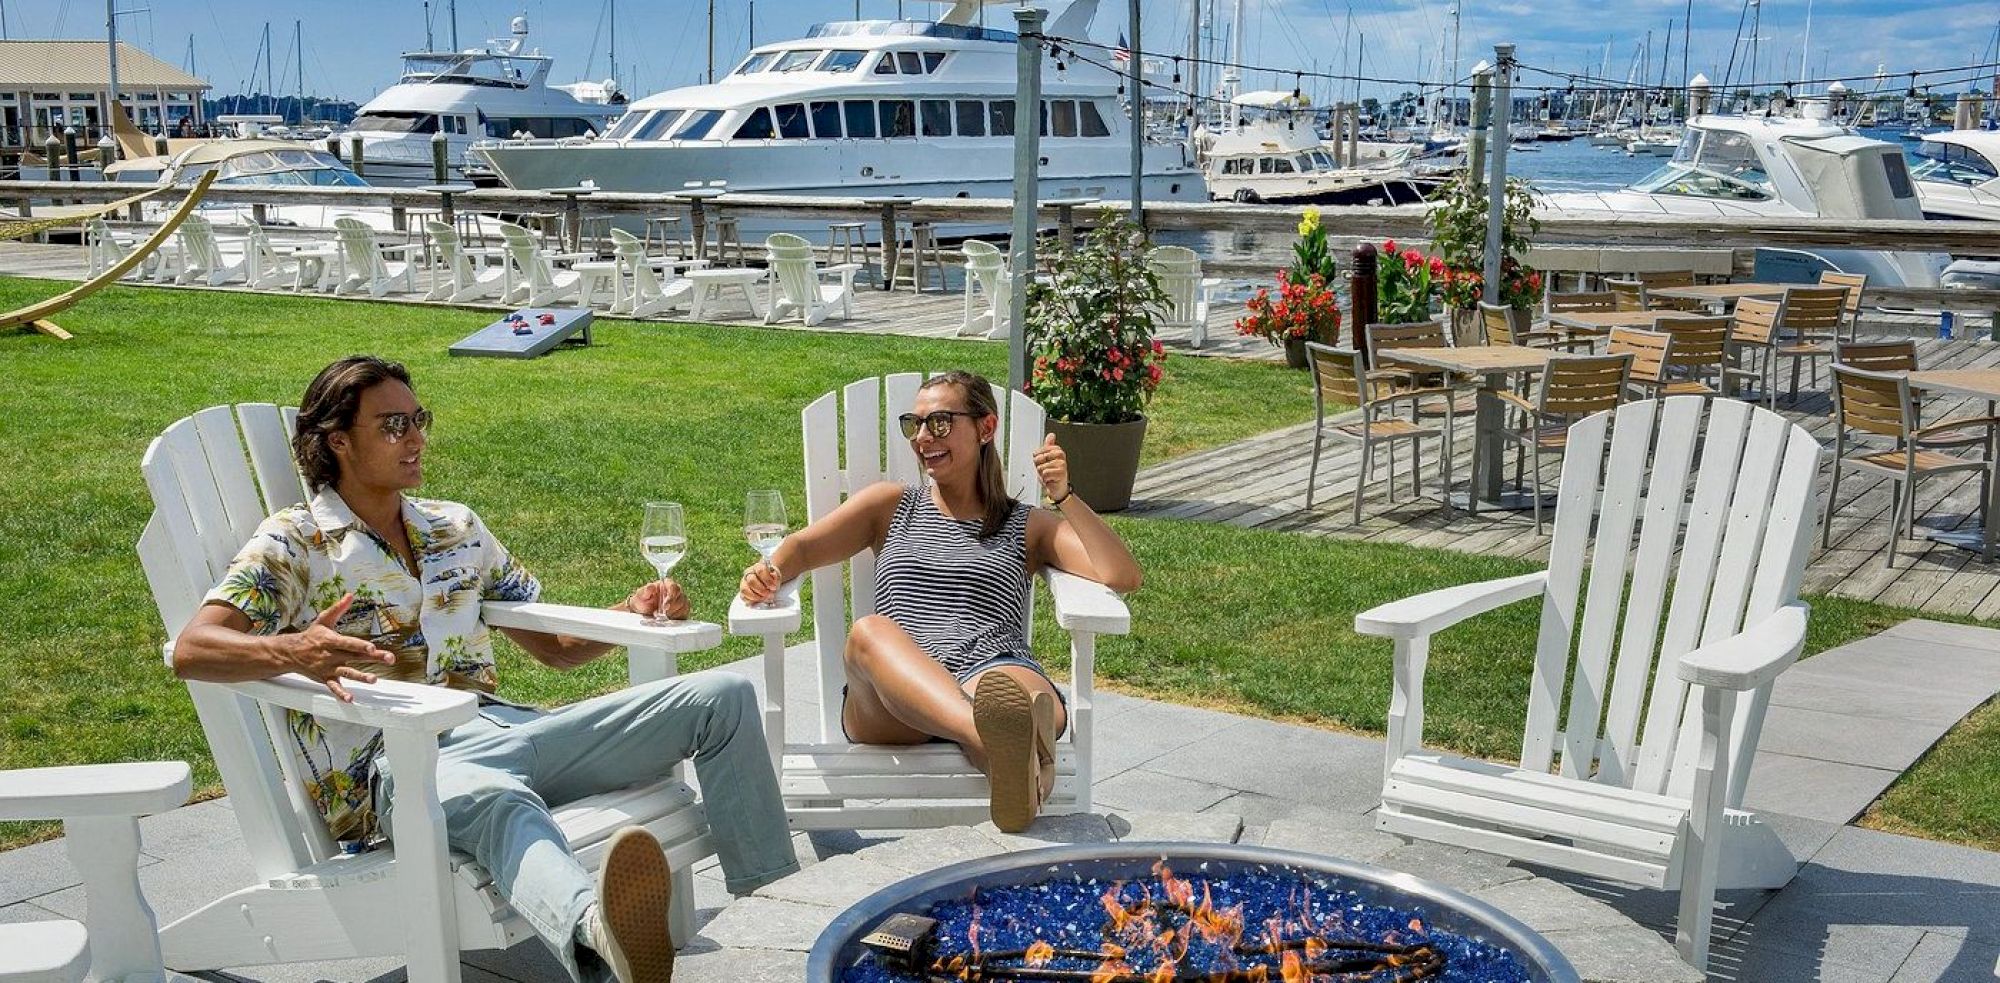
[1111,32,1131,65]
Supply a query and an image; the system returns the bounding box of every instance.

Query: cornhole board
[448,308,593,358]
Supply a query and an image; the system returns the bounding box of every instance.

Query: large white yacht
[338,17,625,186]
[1541,110,1946,287]
[468,0,1205,230]
[1197,91,1441,206]
[1906,130,2000,222]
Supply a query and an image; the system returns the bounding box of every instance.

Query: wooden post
[1351,242,1378,362]
[327,135,342,163]
[252,203,268,226]
[1126,0,1144,228]
[63,127,81,181]
[43,134,60,183]
[431,130,449,183]
[349,134,365,179]
[1481,44,1514,307]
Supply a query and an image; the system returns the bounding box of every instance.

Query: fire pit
[808,843,1579,982]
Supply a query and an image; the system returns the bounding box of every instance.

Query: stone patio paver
[5,620,1999,981]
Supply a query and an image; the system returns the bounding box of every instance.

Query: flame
[1090,960,1134,983]
[1409,917,1425,933]
[1303,937,1328,962]
[1279,949,1308,983]
[967,904,982,961]
[1024,941,1055,968]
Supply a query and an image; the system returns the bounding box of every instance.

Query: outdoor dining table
[861,195,920,291]
[1904,368,2000,558]
[1373,344,1554,511]
[671,187,727,262]
[1645,282,1788,309]
[1542,309,1678,334]
[541,185,598,254]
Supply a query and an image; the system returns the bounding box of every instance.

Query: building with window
[0,41,210,149]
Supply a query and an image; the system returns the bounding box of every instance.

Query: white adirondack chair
[173,214,250,287]
[763,233,861,327]
[959,240,1013,340]
[424,221,508,303]
[1354,396,1818,972]
[331,217,421,298]
[496,221,584,307]
[137,404,723,983]
[1148,245,1221,348]
[240,224,306,291]
[0,762,192,983]
[83,217,162,282]
[728,374,1129,830]
[608,227,697,318]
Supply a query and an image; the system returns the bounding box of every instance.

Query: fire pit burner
[810,843,1579,983]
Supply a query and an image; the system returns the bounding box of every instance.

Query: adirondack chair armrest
[822,263,866,278]
[1353,571,1550,641]
[224,674,479,733]
[375,243,426,256]
[1045,568,1130,635]
[481,600,724,654]
[0,761,192,821]
[726,579,804,637]
[1676,603,1809,692]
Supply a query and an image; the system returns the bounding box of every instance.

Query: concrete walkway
[5,619,1999,981]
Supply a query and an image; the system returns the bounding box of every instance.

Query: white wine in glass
[639,502,688,626]
[744,489,787,607]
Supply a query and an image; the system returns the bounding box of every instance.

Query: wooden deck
[0,240,1277,360]
[1127,335,2000,618]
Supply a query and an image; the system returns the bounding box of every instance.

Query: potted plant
[1427,174,1542,344]
[1023,213,1170,512]
[1235,207,1343,368]
[1375,237,1443,324]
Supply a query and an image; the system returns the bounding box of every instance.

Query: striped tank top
[872,483,1034,677]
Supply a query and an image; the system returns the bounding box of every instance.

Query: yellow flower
[1296,207,1321,237]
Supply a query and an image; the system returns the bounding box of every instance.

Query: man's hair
[293,355,413,492]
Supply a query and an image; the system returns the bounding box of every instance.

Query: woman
[738,371,1141,832]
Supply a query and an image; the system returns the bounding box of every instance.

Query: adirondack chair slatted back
[426,220,466,278]
[767,233,822,309]
[800,374,1041,743]
[86,217,124,275]
[178,215,223,278]
[497,221,559,293]
[1523,396,1819,806]
[334,217,392,282]
[610,228,672,304]
[1148,246,1204,326]
[136,404,335,881]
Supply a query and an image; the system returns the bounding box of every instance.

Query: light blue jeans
[375,672,798,982]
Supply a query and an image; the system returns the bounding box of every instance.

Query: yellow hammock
[2,172,216,340]
[0,184,173,242]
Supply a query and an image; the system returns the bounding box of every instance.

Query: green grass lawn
[1,276,1994,853]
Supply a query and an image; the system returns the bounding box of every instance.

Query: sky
[1,0,1989,107]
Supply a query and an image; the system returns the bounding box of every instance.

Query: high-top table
[860,195,919,291]
[672,187,728,262]
[1374,345,1555,511]
[1542,309,1678,334]
[541,185,598,254]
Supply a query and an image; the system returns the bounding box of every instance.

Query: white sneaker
[592,827,675,983]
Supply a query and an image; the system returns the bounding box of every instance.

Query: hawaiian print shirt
[204,488,540,845]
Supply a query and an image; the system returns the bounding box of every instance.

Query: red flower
[1147,363,1162,382]
[1383,239,1399,255]
[1112,367,1125,381]
[1428,256,1445,277]
[1152,339,1165,356]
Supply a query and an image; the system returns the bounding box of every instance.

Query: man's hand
[625,579,690,622]
[287,593,396,703]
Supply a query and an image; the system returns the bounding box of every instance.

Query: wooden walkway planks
[1125,336,2000,618]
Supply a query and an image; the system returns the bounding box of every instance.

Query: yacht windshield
[192,149,366,187]
[733,52,779,75]
[1910,140,1999,187]
[352,111,438,134]
[771,50,820,73]
[1629,129,1772,200]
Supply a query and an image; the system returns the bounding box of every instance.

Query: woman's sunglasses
[897,410,979,440]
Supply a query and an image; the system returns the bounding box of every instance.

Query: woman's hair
[919,371,1013,539]
[293,355,413,491]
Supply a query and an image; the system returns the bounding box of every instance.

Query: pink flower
[1147,363,1162,382]
[1383,239,1399,255]
[1428,256,1445,277]
[1113,367,1125,381]
[1152,339,1165,356]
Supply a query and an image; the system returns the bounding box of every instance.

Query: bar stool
[568,214,613,257]
[645,215,689,259]
[516,211,564,251]
[827,221,874,273]
[708,216,746,267]
[892,221,945,293]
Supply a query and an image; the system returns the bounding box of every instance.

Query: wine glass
[638,502,688,626]
[744,489,788,608]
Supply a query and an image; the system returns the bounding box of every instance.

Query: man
[171,355,797,983]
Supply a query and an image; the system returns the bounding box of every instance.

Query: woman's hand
[1032,433,1071,503]
[739,559,782,604]
[624,579,690,622]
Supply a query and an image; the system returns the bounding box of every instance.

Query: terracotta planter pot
[1046,416,1149,512]
[1283,336,1309,369]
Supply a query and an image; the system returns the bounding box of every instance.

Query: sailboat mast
[106,0,120,126]
[1187,0,1202,127]
[1225,0,1243,130]
[448,0,458,52]
[294,20,303,122]
[1798,0,1811,82]
[706,0,715,83]
[263,23,274,117]
[610,0,617,87]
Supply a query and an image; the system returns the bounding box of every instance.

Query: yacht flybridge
[1541,111,1946,288]
[339,17,625,186]
[469,0,1204,225]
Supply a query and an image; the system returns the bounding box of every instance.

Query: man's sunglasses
[371,408,433,444]
[897,410,980,440]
